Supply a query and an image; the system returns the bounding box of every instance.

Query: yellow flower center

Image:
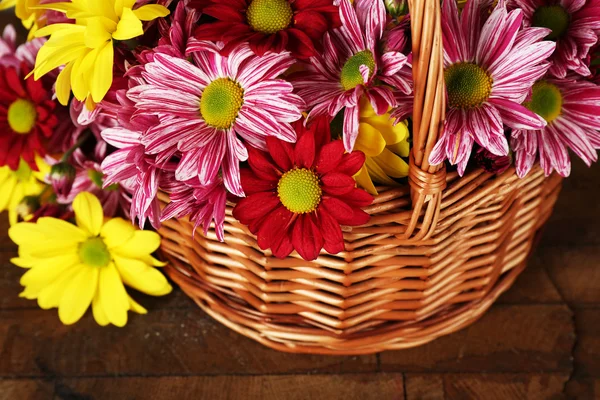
[79,237,111,268]
[445,62,493,109]
[340,50,376,91]
[8,98,37,134]
[14,159,33,181]
[277,168,322,214]
[200,78,245,129]
[246,0,293,34]
[532,5,570,41]
[524,81,563,123]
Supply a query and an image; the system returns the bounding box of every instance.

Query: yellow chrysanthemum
[31,0,169,108]
[0,157,49,225]
[0,0,46,40]
[353,97,410,195]
[9,192,172,327]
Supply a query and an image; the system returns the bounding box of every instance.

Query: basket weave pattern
[158,0,563,354]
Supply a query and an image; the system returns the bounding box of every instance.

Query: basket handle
[403,0,447,239]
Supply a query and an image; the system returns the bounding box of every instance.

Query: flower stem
[61,131,91,162]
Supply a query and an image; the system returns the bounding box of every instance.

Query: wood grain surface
[0,159,597,400]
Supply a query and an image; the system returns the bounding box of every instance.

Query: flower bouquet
[0,0,599,353]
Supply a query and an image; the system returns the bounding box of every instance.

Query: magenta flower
[292,0,412,152]
[511,78,600,177]
[510,0,600,78]
[160,177,227,241]
[129,41,304,196]
[429,0,556,175]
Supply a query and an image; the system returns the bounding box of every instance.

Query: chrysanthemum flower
[511,78,600,177]
[31,0,169,107]
[0,157,48,225]
[353,97,410,195]
[9,192,172,327]
[292,0,412,152]
[160,177,227,241]
[130,42,304,196]
[429,0,556,175]
[232,117,373,261]
[192,0,340,58]
[0,62,60,171]
[511,0,600,78]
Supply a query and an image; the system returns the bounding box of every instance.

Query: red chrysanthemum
[232,117,373,261]
[0,63,58,171]
[191,0,341,58]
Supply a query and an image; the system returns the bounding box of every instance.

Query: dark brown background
[1,10,599,400]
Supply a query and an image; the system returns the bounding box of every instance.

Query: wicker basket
[157,0,563,355]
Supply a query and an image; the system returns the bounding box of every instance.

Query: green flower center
[277,168,322,214]
[200,78,245,129]
[14,159,32,181]
[8,98,37,134]
[246,0,293,35]
[532,5,570,41]
[78,237,111,268]
[524,81,563,123]
[340,50,376,91]
[445,62,493,109]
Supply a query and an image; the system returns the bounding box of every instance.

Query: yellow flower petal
[112,7,142,41]
[84,17,112,48]
[9,222,47,245]
[92,290,110,326]
[98,262,129,327]
[37,266,81,309]
[364,115,409,145]
[114,255,172,296]
[133,4,170,21]
[365,158,399,186]
[20,253,80,288]
[37,217,88,242]
[387,140,411,158]
[10,256,36,268]
[55,61,74,106]
[90,41,114,103]
[73,192,104,236]
[69,56,88,102]
[138,254,167,268]
[128,295,147,315]
[0,173,17,211]
[58,266,99,325]
[373,148,410,178]
[0,0,17,11]
[354,166,378,196]
[113,230,161,259]
[101,217,135,249]
[34,22,82,38]
[355,122,386,157]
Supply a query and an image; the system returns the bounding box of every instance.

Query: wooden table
[0,159,598,400]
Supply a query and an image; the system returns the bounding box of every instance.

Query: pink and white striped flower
[511,78,600,177]
[160,177,227,241]
[510,0,600,78]
[292,0,412,152]
[429,0,556,175]
[129,41,304,196]
[100,89,166,229]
